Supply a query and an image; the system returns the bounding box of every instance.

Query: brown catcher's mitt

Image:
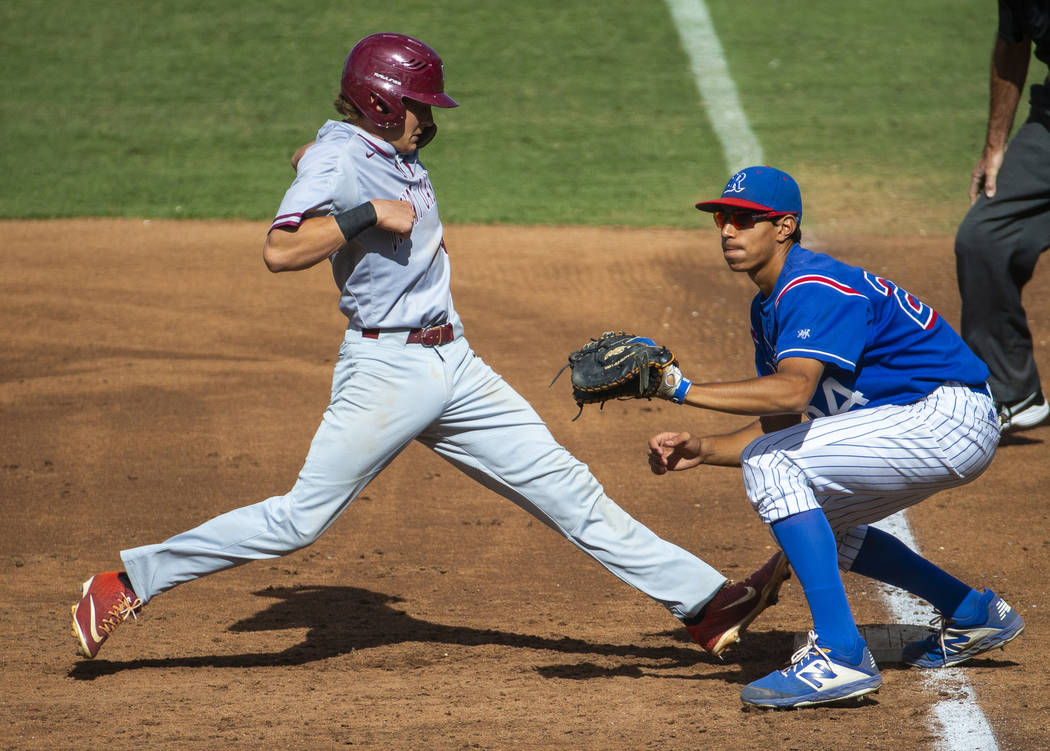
[551,331,677,418]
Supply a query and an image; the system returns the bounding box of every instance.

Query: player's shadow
[67,584,775,682]
[536,627,798,685]
[996,431,1044,446]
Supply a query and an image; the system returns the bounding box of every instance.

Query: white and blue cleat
[741,631,882,709]
[902,590,1025,668]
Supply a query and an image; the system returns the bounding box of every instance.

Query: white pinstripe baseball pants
[741,383,1000,570]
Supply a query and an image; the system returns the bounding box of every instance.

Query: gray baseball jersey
[271,120,459,330]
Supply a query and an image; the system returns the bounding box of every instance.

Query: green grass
[704,0,1025,233]
[0,0,1043,230]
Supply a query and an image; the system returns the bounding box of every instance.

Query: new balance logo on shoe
[796,656,838,690]
[996,598,1012,620]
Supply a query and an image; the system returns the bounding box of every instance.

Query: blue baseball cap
[695,166,802,222]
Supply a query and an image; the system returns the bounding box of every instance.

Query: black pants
[955,84,1050,405]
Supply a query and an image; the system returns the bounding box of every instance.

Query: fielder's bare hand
[648,431,702,474]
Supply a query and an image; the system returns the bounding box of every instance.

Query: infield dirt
[3,219,1048,750]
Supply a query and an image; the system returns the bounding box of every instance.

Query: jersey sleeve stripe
[777,347,856,369]
[775,275,865,308]
[269,211,304,231]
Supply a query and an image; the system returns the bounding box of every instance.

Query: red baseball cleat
[71,572,142,659]
[684,551,790,656]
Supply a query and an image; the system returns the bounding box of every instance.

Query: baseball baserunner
[70,33,788,663]
[645,166,1024,709]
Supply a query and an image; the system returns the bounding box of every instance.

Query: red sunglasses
[713,210,786,230]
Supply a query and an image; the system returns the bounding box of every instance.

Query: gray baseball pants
[955,83,1050,405]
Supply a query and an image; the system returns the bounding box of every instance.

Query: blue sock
[850,526,974,617]
[772,509,863,660]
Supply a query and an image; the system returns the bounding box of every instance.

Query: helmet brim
[407,91,459,109]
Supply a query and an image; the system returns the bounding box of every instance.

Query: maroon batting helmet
[340,33,458,131]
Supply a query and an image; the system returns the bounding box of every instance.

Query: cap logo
[725,171,747,194]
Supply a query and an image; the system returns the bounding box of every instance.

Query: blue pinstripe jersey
[750,245,989,418]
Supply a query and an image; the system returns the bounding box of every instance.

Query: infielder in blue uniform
[647,166,1024,708]
[70,34,790,663]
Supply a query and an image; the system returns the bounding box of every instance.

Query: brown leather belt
[360,323,455,347]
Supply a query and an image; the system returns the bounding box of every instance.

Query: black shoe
[997,390,1049,433]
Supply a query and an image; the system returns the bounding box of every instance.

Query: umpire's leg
[955,117,1050,405]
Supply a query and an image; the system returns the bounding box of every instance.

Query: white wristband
[658,364,692,404]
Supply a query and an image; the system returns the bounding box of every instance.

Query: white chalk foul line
[874,512,999,751]
[663,0,763,172]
